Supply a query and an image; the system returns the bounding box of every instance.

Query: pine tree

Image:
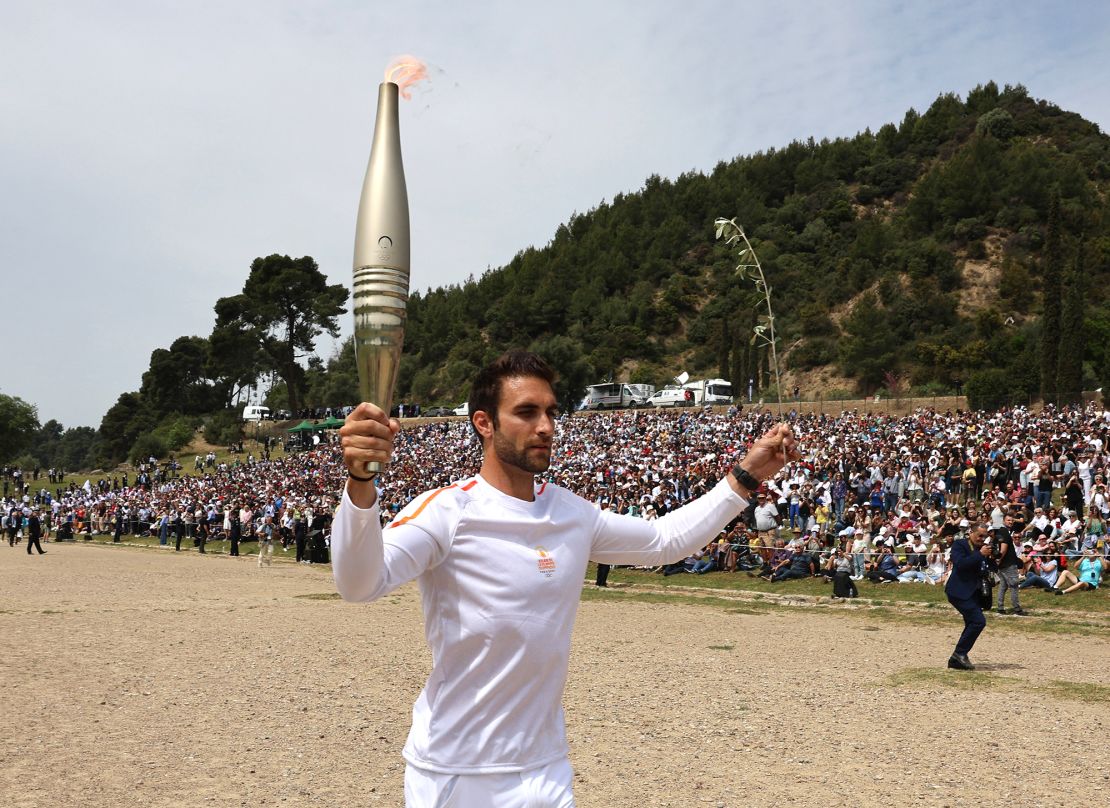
[1056,239,1086,406]
[1040,189,1062,403]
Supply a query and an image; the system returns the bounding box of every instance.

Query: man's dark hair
[468,350,557,436]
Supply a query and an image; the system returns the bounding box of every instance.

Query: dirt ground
[2,543,1107,808]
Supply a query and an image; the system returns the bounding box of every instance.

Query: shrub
[999,260,1033,311]
[204,410,242,446]
[149,414,199,452]
[11,453,37,471]
[954,217,987,242]
[975,108,1015,140]
[855,185,880,205]
[910,381,953,397]
[791,338,837,370]
[129,434,167,465]
[965,368,1012,410]
[164,418,196,450]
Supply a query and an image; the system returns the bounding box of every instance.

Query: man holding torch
[332,350,800,807]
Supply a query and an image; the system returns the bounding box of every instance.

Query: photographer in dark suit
[944,523,996,670]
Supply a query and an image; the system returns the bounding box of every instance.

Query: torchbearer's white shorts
[403,757,576,808]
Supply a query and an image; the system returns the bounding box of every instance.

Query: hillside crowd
[4,402,1109,597]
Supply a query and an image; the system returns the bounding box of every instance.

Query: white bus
[583,383,654,410]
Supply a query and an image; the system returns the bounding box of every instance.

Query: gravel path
[1,542,1107,807]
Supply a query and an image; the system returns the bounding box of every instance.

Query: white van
[453,402,470,417]
[242,405,270,422]
[583,383,654,410]
[647,387,690,408]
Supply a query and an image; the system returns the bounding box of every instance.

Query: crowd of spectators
[4,402,1109,599]
[2,441,339,563]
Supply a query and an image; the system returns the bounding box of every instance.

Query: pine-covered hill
[316,82,1110,410]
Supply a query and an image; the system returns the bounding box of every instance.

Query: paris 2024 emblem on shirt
[535,546,556,577]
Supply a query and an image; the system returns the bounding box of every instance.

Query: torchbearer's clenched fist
[339,403,400,509]
[729,423,802,499]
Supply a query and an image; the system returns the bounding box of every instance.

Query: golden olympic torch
[352,58,425,476]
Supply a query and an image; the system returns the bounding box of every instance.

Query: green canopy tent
[287,420,318,432]
[319,416,346,429]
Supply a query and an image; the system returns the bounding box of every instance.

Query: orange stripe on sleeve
[388,484,457,529]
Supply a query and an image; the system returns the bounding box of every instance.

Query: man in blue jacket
[944,523,996,670]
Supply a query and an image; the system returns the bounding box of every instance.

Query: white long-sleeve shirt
[331,473,747,774]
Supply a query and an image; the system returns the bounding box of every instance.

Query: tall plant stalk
[715,218,783,418]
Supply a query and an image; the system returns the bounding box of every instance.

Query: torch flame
[384,55,428,100]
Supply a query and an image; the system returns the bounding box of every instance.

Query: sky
[2,0,1109,429]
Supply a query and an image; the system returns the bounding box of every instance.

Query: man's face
[488,375,559,474]
[970,529,987,548]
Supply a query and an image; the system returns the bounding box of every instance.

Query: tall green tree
[1040,189,1063,402]
[214,255,348,415]
[1056,240,1087,405]
[27,419,98,471]
[30,419,64,467]
[95,392,154,467]
[304,337,359,409]
[0,393,40,462]
[528,334,595,412]
[140,336,220,416]
[55,426,98,471]
[207,323,266,408]
[838,292,896,393]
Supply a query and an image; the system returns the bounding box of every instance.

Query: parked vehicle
[452,402,470,416]
[423,406,453,417]
[242,405,271,422]
[582,383,655,410]
[647,387,691,408]
[682,378,733,405]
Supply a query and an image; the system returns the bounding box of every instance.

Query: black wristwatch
[731,465,761,495]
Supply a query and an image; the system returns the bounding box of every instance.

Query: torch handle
[353,264,408,477]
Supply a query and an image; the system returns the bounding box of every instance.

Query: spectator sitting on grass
[897,554,934,584]
[662,552,698,577]
[1054,548,1104,595]
[866,543,901,583]
[1061,509,1084,537]
[771,545,814,582]
[902,532,927,569]
[690,544,718,575]
[924,544,949,585]
[1020,545,1060,591]
[758,539,791,580]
